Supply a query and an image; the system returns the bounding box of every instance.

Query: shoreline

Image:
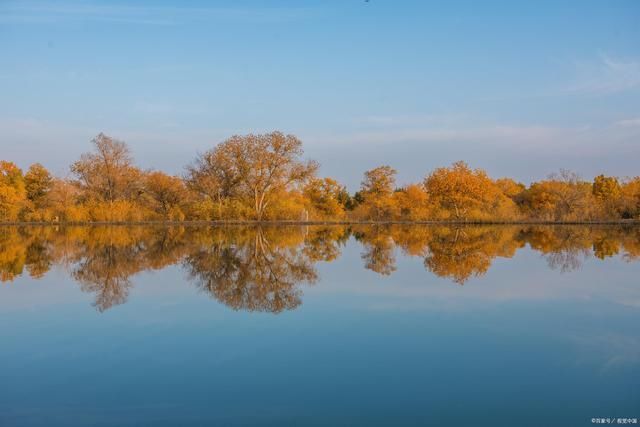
[1,220,639,226]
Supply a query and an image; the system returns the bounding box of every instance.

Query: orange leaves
[303,177,348,220]
[1,133,639,223]
[0,161,26,221]
[393,184,430,221]
[424,161,516,221]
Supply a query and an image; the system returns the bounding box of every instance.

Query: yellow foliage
[0,134,639,223]
[424,161,517,221]
[393,185,431,221]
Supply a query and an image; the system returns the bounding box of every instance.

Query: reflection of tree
[353,226,397,276]
[423,227,522,284]
[353,225,523,284]
[0,227,27,281]
[72,244,136,312]
[619,226,640,262]
[0,226,58,281]
[302,226,349,262]
[520,226,591,273]
[592,237,620,260]
[184,227,318,313]
[1,224,640,305]
[25,234,52,278]
[71,227,187,312]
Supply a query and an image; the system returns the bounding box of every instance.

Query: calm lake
[1,225,639,426]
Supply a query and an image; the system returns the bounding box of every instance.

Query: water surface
[1,225,639,426]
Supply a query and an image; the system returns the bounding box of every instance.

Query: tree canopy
[1,132,639,223]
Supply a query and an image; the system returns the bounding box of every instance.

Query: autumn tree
[185,145,242,205]
[24,163,53,209]
[549,170,594,220]
[0,161,25,221]
[620,177,640,219]
[143,171,186,220]
[521,170,593,221]
[592,174,622,219]
[71,133,141,204]
[495,178,525,201]
[518,182,558,220]
[424,161,515,220]
[393,184,430,220]
[303,177,348,219]
[186,132,318,220]
[354,166,399,220]
[45,178,86,222]
[593,175,621,201]
[362,166,396,195]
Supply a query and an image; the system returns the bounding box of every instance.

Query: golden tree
[354,166,399,220]
[187,132,317,220]
[303,177,347,219]
[393,184,430,221]
[620,177,640,219]
[24,163,53,207]
[0,161,25,221]
[143,171,186,220]
[71,133,141,204]
[521,171,593,221]
[424,161,514,220]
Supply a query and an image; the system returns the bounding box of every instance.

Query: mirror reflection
[1,225,638,312]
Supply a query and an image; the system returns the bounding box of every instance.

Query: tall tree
[361,166,396,196]
[0,161,25,221]
[393,184,430,220]
[24,163,53,207]
[593,174,621,201]
[185,146,242,202]
[143,171,186,219]
[187,132,318,220]
[424,161,512,220]
[71,133,140,203]
[356,166,398,220]
[592,174,622,218]
[546,170,593,220]
[303,177,348,219]
[620,177,640,219]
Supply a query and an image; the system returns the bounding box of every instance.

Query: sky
[1,0,639,190]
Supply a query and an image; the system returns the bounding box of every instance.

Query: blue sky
[1,0,639,189]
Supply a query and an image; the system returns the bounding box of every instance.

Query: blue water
[0,226,638,426]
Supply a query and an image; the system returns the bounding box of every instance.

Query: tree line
[1,131,639,222]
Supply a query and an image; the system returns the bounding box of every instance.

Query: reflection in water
[1,225,639,312]
[353,227,397,276]
[184,227,320,313]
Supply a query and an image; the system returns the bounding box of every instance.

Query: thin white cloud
[614,117,640,128]
[569,54,640,95]
[310,114,640,155]
[2,115,639,181]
